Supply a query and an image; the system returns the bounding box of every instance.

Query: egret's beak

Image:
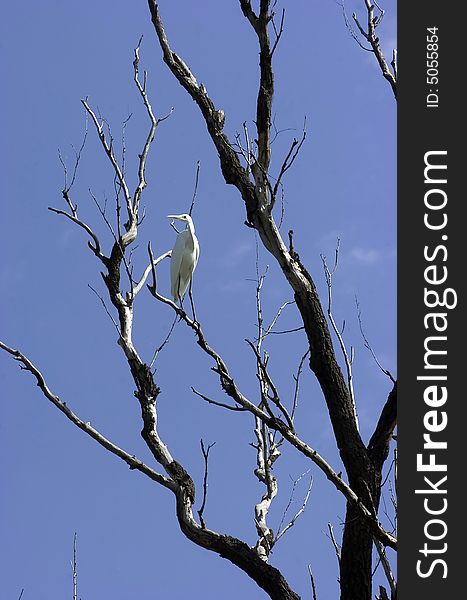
[167,214,182,220]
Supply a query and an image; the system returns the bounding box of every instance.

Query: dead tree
[1,2,396,599]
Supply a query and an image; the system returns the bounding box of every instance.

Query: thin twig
[291,350,309,422]
[268,326,305,336]
[274,473,313,544]
[327,522,342,567]
[189,160,201,216]
[198,440,216,528]
[72,532,78,600]
[115,113,131,239]
[58,115,89,198]
[271,122,307,209]
[150,313,178,368]
[307,565,318,600]
[380,456,396,489]
[261,300,295,342]
[191,387,247,412]
[88,284,121,337]
[270,8,285,57]
[356,297,396,383]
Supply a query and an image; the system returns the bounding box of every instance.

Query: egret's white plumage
[167,214,199,302]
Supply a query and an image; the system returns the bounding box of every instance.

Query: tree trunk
[340,503,374,600]
[340,468,383,600]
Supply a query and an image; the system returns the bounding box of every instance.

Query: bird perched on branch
[167,213,199,303]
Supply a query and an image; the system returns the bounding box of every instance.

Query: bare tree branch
[48,206,105,263]
[391,48,397,81]
[0,340,175,491]
[260,300,295,342]
[271,123,306,209]
[253,416,278,561]
[307,565,318,600]
[58,113,89,195]
[291,350,309,422]
[350,0,397,99]
[327,522,342,567]
[338,0,374,52]
[374,538,397,599]
[198,439,216,529]
[189,160,201,216]
[191,387,248,412]
[268,326,304,336]
[72,532,78,600]
[88,189,135,296]
[133,250,171,297]
[270,8,285,57]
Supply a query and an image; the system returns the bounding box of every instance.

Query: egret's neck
[187,219,195,238]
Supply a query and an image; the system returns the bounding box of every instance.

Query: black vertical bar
[399,1,464,597]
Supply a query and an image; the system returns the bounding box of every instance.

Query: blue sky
[1,1,396,598]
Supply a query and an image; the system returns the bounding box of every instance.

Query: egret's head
[167,213,191,223]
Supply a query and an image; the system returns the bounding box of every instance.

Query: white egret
[167,213,200,303]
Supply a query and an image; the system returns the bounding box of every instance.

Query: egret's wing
[170,231,189,300]
[177,247,197,298]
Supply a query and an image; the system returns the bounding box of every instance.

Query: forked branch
[350,0,397,99]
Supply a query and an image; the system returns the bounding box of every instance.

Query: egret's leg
[188,280,198,325]
[174,276,186,320]
[176,274,182,306]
